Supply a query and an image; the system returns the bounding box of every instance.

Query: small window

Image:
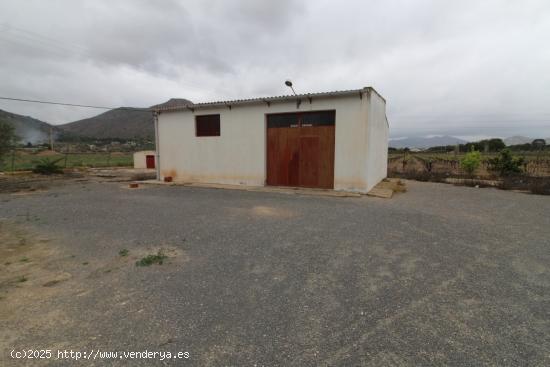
[267,110,335,128]
[300,110,335,127]
[267,113,299,128]
[196,114,220,136]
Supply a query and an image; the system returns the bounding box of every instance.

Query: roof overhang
[154,87,385,113]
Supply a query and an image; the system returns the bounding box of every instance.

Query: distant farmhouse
[153,87,389,193]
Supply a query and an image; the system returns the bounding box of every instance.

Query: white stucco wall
[364,90,389,191]
[133,150,155,169]
[157,90,388,192]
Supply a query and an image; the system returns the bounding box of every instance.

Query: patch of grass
[82,262,89,265]
[17,276,27,283]
[119,249,129,257]
[19,257,29,263]
[136,250,167,267]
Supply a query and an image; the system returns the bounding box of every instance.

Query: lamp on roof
[285,80,297,96]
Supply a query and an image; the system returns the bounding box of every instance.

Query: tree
[460,149,481,176]
[488,148,524,176]
[486,138,506,152]
[0,119,16,166]
[532,139,546,150]
[463,138,505,153]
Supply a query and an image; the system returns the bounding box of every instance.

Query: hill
[58,98,192,140]
[58,108,154,140]
[389,135,467,149]
[0,109,57,144]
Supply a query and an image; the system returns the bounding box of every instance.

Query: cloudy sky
[1,0,549,139]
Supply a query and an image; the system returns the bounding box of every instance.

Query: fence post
[11,148,15,172]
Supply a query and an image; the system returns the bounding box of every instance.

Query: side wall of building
[158,104,266,186]
[157,94,371,191]
[364,90,389,192]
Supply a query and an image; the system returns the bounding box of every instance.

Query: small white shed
[133,150,156,169]
[154,87,389,193]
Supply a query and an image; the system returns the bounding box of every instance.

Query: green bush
[32,158,64,175]
[460,149,481,176]
[136,250,167,267]
[488,149,524,176]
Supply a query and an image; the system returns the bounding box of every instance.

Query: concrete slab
[366,187,394,198]
[139,180,362,197]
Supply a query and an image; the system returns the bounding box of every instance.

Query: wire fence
[1,149,133,172]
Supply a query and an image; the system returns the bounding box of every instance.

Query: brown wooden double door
[266,110,335,189]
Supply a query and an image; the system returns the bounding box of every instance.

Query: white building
[154,87,388,193]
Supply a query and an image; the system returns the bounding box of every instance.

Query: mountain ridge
[0,109,58,144]
[57,98,192,140]
[2,105,548,145]
[389,135,467,149]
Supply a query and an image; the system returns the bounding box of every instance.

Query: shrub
[136,250,167,267]
[32,158,64,175]
[460,149,481,176]
[488,149,524,176]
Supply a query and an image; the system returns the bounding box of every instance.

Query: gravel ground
[1,180,549,366]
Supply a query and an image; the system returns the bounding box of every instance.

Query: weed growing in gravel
[119,249,129,257]
[17,276,27,283]
[82,262,89,265]
[19,257,29,263]
[136,251,167,267]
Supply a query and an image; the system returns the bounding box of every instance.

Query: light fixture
[285,80,297,96]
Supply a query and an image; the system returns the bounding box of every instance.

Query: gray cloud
[0,0,549,138]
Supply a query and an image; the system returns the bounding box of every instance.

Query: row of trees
[427,138,547,153]
[434,138,550,152]
[457,138,506,152]
[389,138,547,154]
